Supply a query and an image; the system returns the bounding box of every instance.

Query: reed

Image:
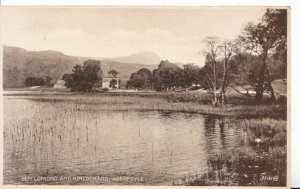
[186,118,287,186]
[21,93,286,119]
[3,93,286,185]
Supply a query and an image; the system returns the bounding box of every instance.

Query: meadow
[4,89,287,119]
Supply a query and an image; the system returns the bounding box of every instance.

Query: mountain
[2,46,158,88]
[100,61,157,86]
[105,51,162,65]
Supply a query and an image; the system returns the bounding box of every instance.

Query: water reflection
[220,120,226,147]
[3,97,247,185]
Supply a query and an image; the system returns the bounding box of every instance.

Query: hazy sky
[1,7,266,65]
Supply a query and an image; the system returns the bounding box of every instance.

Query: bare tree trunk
[221,93,225,106]
[255,52,268,104]
[221,58,228,106]
[267,80,276,102]
[265,69,276,103]
[212,61,217,106]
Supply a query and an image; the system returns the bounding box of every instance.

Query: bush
[24,77,45,87]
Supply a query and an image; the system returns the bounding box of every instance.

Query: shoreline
[3,91,287,120]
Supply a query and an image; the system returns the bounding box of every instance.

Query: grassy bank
[187,119,287,186]
[5,91,287,120]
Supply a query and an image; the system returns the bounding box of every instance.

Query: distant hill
[3,46,158,88]
[105,51,162,65]
[100,61,157,86]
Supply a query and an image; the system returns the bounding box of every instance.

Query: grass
[6,90,287,120]
[187,119,287,186]
[3,89,287,186]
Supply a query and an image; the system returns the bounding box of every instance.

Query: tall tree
[127,68,153,90]
[219,40,237,106]
[65,59,102,92]
[182,64,200,87]
[202,36,221,106]
[152,60,182,91]
[238,9,287,103]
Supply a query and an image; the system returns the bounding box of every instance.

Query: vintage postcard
[0,6,290,187]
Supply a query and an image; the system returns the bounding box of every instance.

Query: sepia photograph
[1,6,289,186]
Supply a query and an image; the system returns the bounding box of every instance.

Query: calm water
[3,96,247,185]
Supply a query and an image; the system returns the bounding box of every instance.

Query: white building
[102,77,120,89]
[54,79,67,89]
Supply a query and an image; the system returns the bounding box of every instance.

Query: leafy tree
[35,78,45,86]
[198,58,223,91]
[152,60,183,91]
[24,76,45,86]
[24,77,34,87]
[45,76,53,87]
[62,73,73,82]
[229,52,287,95]
[182,64,201,87]
[65,64,83,91]
[238,9,287,103]
[126,80,134,89]
[127,68,153,90]
[64,59,102,92]
[264,9,287,62]
[110,79,118,88]
[198,66,211,90]
[108,70,119,78]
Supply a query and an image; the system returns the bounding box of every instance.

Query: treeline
[35,8,286,106]
[126,61,203,91]
[127,9,287,105]
[61,60,122,92]
[126,53,285,93]
[24,76,54,87]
